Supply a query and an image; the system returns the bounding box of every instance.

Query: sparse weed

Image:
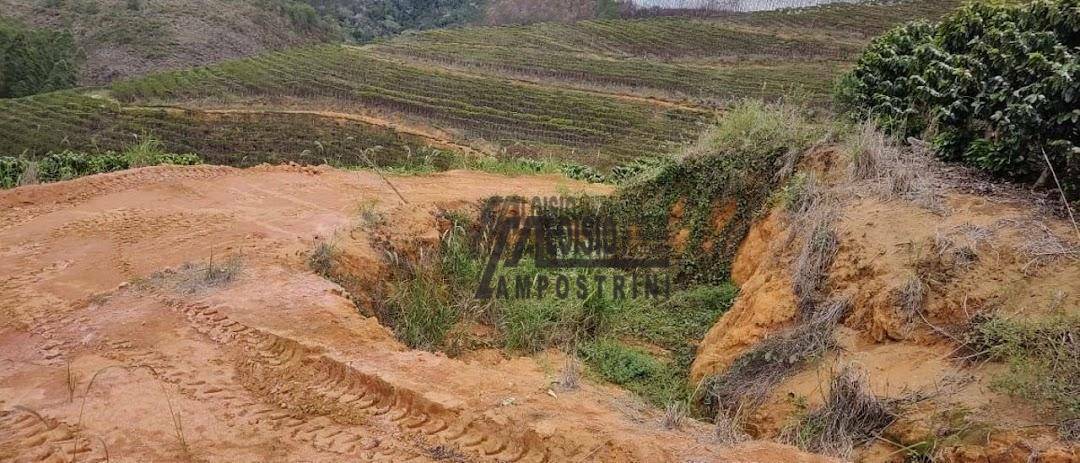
[662,401,686,430]
[308,241,337,278]
[964,312,1079,419]
[143,253,244,295]
[713,411,750,445]
[557,356,580,390]
[357,200,384,229]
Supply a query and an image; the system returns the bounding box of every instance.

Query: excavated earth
[0,165,833,462]
[690,149,1079,462]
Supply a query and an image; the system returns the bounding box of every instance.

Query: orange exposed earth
[0,165,831,462]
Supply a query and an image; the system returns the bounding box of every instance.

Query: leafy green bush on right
[837,0,1079,201]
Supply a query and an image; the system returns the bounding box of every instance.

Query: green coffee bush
[837,0,1078,201]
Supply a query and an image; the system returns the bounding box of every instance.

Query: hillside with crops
[2,1,1077,463]
[1,0,961,175]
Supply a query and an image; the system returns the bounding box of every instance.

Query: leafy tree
[838,0,1079,201]
[0,19,79,98]
[300,0,484,42]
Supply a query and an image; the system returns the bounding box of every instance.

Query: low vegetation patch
[0,138,201,189]
[965,311,1079,420]
[140,254,244,295]
[579,338,685,405]
[608,100,822,285]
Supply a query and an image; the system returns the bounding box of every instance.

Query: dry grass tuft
[702,297,849,416]
[785,173,841,312]
[308,240,337,277]
[911,230,980,290]
[557,356,580,390]
[661,402,685,430]
[1015,221,1079,273]
[427,444,468,461]
[141,254,244,295]
[842,122,942,211]
[1060,418,1079,442]
[19,162,39,186]
[781,364,896,459]
[892,273,926,322]
[846,121,892,181]
[714,411,751,445]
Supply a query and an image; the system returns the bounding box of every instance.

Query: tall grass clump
[377,212,480,351]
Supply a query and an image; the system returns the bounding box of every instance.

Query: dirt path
[0,165,829,462]
[121,105,488,156]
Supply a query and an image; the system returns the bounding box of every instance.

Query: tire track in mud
[153,293,592,463]
[0,407,110,463]
[99,341,427,462]
[0,260,80,362]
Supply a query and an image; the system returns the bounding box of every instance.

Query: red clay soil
[0,165,831,462]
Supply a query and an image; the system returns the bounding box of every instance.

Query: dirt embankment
[0,164,828,462]
[691,146,1079,462]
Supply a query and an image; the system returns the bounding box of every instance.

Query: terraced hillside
[373,0,960,102]
[1,0,961,174]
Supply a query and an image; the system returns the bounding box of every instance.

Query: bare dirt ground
[0,165,829,462]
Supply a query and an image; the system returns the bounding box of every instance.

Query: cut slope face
[0,166,829,462]
[691,146,1078,461]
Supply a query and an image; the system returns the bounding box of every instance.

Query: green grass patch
[580,338,686,406]
[966,312,1080,420]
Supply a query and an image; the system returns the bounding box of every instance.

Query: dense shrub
[281,2,321,30]
[0,19,79,98]
[301,0,483,41]
[837,0,1079,201]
